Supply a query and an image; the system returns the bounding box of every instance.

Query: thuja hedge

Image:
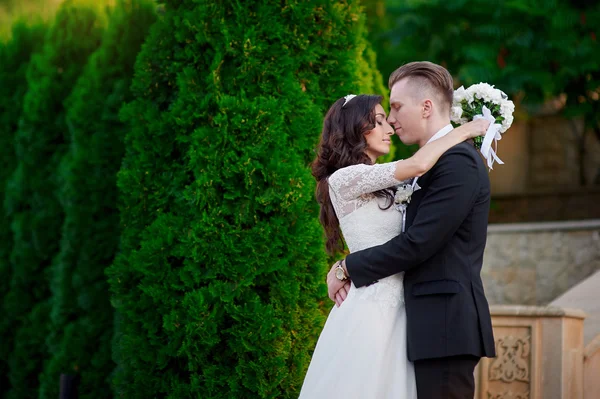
[2,1,105,397]
[37,2,156,398]
[0,20,46,398]
[107,1,384,398]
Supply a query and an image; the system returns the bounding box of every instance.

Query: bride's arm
[345,140,486,287]
[393,119,489,181]
[329,119,489,201]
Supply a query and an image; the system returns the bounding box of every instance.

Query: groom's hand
[327,261,351,307]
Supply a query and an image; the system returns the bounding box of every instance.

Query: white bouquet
[450,83,515,169]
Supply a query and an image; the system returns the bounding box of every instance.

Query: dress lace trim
[328,162,407,219]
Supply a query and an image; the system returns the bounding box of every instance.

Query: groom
[327,61,496,398]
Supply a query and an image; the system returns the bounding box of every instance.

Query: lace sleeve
[328,162,408,201]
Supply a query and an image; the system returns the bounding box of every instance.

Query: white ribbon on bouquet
[473,105,504,169]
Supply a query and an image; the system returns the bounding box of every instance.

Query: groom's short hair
[388,61,454,112]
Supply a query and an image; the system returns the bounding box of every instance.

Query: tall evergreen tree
[0,20,46,398]
[38,2,156,398]
[360,0,416,161]
[3,2,105,397]
[107,1,385,397]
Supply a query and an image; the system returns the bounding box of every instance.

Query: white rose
[450,105,463,122]
[467,82,503,103]
[500,113,514,133]
[500,99,515,115]
[453,86,467,102]
[499,99,515,132]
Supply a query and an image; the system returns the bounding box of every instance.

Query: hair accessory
[342,94,357,108]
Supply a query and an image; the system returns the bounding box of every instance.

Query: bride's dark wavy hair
[312,94,395,255]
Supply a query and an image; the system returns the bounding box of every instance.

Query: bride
[299,94,487,398]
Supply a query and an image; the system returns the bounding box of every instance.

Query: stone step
[550,269,600,346]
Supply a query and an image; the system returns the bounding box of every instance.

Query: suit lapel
[405,172,430,229]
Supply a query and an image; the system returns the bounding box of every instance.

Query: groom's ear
[422,99,433,118]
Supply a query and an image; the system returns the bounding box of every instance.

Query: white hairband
[342,94,357,108]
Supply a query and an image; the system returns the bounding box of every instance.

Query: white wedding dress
[299,162,417,399]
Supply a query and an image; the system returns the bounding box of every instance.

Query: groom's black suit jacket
[346,142,496,361]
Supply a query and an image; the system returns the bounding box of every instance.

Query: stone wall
[482,220,600,306]
[550,270,600,345]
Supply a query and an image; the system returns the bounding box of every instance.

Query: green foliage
[382,0,598,103]
[2,1,105,397]
[355,4,387,104]
[376,0,600,161]
[360,0,418,162]
[380,0,600,179]
[560,4,600,152]
[107,1,384,397]
[0,20,46,398]
[459,99,504,124]
[36,2,156,399]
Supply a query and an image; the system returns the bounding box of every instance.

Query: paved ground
[550,269,600,346]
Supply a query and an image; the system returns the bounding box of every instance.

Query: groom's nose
[387,115,397,127]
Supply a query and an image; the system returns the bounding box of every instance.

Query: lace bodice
[328,162,410,307]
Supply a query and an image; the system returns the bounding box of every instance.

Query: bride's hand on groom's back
[327,262,351,307]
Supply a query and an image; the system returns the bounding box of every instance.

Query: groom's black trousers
[414,355,480,399]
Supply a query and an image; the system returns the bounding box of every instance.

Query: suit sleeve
[346,147,481,288]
